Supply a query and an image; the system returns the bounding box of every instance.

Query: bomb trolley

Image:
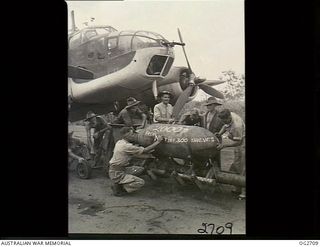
[69,123,143,179]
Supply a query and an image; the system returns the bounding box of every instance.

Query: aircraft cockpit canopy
[68,29,173,77]
[69,26,118,48]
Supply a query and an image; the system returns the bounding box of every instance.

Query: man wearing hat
[202,97,225,170]
[217,109,246,200]
[153,91,174,123]
[109,127,164,196]
[85,111,110,157]
[114,97,147,129]
[202,97,224,133]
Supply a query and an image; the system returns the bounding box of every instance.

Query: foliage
[218,99,245,121]
[179,99,245,122]
[219,70,245,100]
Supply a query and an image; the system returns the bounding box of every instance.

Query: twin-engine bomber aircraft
[68,11,225,122]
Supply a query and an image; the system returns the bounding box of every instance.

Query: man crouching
[109,127,164,196]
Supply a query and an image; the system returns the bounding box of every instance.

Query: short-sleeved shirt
[115,108,144,127]
[109,139,145,171]
[223,112,245,144]
[153,102,173,123]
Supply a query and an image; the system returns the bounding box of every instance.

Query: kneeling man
[109,127,163,196]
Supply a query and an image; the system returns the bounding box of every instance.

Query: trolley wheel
[76,161,92,179]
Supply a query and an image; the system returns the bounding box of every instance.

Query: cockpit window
[130,31,167,51]
[96,28,110,35]
[82,30,98,43]
[118,35,132,53]
[69,33,81,48]
[132,36,159,50]
[108,38,118,50]
[146,55,168,75]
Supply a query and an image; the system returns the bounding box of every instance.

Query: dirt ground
[68,125,245,235]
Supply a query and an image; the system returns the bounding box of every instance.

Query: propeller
[177,28,193,74]
[198,83,224,99]
[172,28,225,120]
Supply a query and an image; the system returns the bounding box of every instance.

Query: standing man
[153,91,174,123]
[217,109,246,199]
[85,111,110,158]
[202,97,224,134]
[202,97,225,169]
[109,127,164,196]
[114,97,147,129]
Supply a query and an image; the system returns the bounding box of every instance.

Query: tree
[219,70,245,100]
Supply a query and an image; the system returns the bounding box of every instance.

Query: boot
[238,188,246,200]
[231,186,242,194]
[147,170,157,180]
[111,183,126,196]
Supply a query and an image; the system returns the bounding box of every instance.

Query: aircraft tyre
[76,160,92,179]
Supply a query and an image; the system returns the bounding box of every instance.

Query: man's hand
[168,118,175,124]
[214,132,221,139]
[93,132,99,139]
[154,135,164,143]
[216,143,224,150]
[78,157,85,163]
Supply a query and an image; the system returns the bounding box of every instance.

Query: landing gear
[76,160,92,179]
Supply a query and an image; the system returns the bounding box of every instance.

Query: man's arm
[123,136,163,155]
[136,113,147,129]
[142,136,164,153]
[68,148,84,163]
[113,110,125,124]
[217,127,243,149]
[85,123,94,154]
[217,124,228,136]
[178,113,188,125]
[154,106,174,123]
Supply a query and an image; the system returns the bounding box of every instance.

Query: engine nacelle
[158,67,198,104]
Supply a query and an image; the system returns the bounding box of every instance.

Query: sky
[67,0,244,100]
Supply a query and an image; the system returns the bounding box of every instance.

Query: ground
[68,125,245,235]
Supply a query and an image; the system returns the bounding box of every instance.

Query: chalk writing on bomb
[144,128,215,144]
[164,137,189,143]
[148,126,190,134]
[191,137,215,143]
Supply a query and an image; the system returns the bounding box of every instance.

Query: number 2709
[197,222,233,235]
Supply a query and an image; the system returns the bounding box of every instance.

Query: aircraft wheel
[76,161,92,179]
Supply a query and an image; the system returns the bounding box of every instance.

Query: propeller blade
[177,28,192,73]
[68,66,94,80]
[198,83,225,99]
[201,80,226,86]
[152,80,158,99]
[172,85,194,120]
